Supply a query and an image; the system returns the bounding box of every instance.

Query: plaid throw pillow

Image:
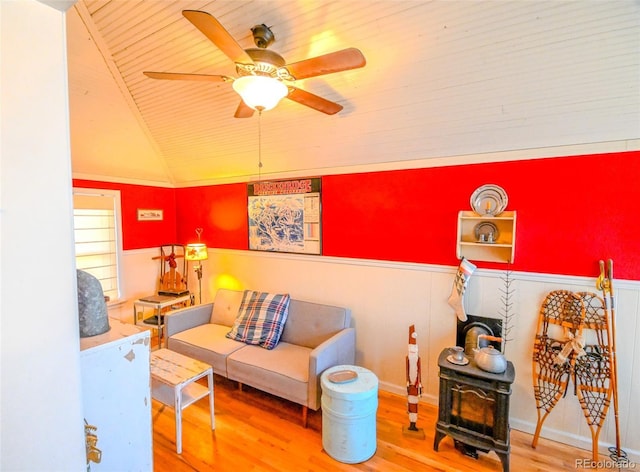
[226,290,291,350]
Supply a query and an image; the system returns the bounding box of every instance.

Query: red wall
[73,179,177,250]
[322,151,639,279]
[75,151,640,280]
[175,183,248,249]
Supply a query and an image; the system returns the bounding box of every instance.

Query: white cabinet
[80,320,152,471]
[456,211,516,263]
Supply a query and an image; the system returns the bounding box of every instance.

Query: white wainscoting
[113,247,640,462]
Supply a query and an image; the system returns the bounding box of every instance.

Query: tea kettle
[473,334,507,374]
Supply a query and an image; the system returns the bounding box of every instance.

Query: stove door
[451,382,496,437]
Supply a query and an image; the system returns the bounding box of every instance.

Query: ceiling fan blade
[285,48,366,80]
[144,71,232,82]
[286,87,343,115]
[182,10,254,65]
[234,100,255,118]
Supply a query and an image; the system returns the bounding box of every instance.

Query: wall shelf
[456,211,516,263]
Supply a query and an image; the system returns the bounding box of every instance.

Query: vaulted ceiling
[66,1,639,187]
[69,0,398,186]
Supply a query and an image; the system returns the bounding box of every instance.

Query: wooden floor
[152,375,622,471]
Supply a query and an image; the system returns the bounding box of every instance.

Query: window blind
[73,189,122,302]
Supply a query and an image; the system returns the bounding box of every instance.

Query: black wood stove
[434,348,515,472]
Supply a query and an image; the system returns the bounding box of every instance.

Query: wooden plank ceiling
[66,0,639,186]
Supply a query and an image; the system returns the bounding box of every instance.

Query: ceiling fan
[144,10,366,118]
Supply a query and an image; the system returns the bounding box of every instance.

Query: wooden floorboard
[151,375,621,471]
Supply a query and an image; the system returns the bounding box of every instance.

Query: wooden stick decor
[596,259,627,462]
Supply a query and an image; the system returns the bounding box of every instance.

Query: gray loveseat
[164,288,355,426]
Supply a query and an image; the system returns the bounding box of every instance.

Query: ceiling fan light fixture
[147,11,366,116]
[232,75,288,111]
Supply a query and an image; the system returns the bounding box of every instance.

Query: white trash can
[321,365,378,463]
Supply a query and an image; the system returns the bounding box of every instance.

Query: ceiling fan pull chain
[258,108,263,181]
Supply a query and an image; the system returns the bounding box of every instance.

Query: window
[73,188,123,302]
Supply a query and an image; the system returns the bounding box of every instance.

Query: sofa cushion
[226,290,291,350]
[226,342,311,406]
[210,289,245,326]
[168,323,247,377]
[280,299,351,348]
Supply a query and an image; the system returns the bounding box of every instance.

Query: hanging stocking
[447,257,476,321]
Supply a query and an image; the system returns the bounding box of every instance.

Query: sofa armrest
[165,302,213,338]
[307,327,356,410]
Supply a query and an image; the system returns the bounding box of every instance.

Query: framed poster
[248,178,321,254]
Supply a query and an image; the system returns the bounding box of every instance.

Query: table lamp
[185,228,208,304]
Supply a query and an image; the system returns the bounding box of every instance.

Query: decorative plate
[328,370,358,384]
[446,354,470,366]
[474,221,499,243]
[470,184,508,216]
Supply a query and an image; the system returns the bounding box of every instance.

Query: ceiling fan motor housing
[237,48,293,80]
[251,24,275,49]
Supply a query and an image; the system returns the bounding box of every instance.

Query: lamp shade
[232,75,288,111]
[185,243,208,261]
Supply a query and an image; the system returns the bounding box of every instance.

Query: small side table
[133,294,191,348]
[320,365,379,464]
[434,348,515,472]
[150,349,215,454]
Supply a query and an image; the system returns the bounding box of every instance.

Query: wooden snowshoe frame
[531,290,612,462]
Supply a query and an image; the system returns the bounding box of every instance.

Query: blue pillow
[226,290,291,349]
